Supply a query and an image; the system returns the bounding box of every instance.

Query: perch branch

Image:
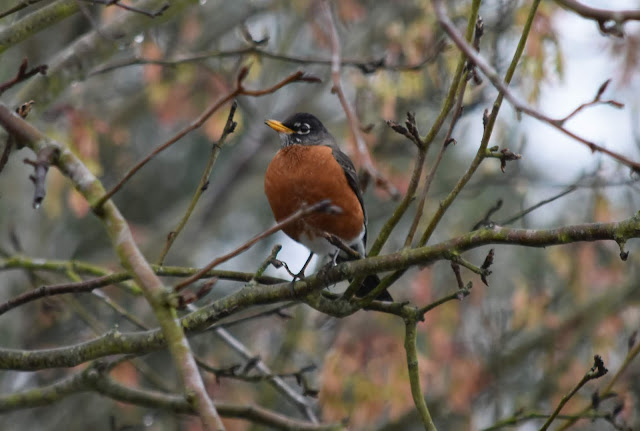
[1,213,639,370]
[174,199,337,291]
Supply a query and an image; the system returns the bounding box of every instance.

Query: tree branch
[0,0,79,55]
[0,103,225,430]
[555,0,640,36]
[9,0,198,109]
[0,361,341,430]
[95,69,320,208]
[90,42,445,76]
[0,58,48,96]
[433,0,640,173]
[539,355,608,431]
[320,0,398,198]
[404,317,437,431]
[174,199,336,291]
[1,213,639,370]
[156,101,238,264]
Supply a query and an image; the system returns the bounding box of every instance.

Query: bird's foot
[278,252,314,296]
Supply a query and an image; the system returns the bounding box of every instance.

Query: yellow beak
[265,119,295,134]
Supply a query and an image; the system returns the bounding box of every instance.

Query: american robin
[264,112,392,301]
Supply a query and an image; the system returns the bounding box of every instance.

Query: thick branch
[0,0,79,55]
[0,104,225,430]
[0,363,341,430]
[0,214,639,370]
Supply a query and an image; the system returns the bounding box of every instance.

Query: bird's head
[265,112,333,147]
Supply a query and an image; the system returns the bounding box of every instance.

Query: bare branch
[539,355,608,431]
[0,58,47,96]
[80,0,169,18]
[555,0,640,36]
[433,0,640,173]
[174,199,339,291]
[213,327,319,423]
[90,42,445,76]
[23,145,59,208]
[0,361,340,430]
[403,318,437,431]
[95,69,320,208]
[320,0,398,198]
[498,186,577,226]
[157,101,238,264]
[0,103,226,430]
[0,0,45,20]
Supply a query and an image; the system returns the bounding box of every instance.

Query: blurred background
[0,0,639,429]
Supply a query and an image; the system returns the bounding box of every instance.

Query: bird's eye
[298,123,311,134]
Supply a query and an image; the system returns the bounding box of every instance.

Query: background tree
[0,0,639,430]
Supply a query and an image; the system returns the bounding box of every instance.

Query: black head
[265,112,334,147]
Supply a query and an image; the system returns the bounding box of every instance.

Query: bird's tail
[354,273,393,302]
[335,242,393,302]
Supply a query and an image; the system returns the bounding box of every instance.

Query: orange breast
[264,145,364,247]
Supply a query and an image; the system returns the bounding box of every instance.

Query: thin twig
[555,333,640,431]
[80,0,169,17]
[320,0,398,198]
[555,79,623,126]
[555,0,640,36]
[95,69,320,208]
[0,58,47,96]
[417,283,472,316]
[472,199,503,230]
[482,411,617,431]
[174,200,337,291]
[435,0,640,173]
[367,113,427,257]
[0,0,45,20]
[539,355,608,431]
[498,186,577,226]
[0,273,119,316]
[156,101,238,264]
[90,43,445,76]
[214,327,319,423]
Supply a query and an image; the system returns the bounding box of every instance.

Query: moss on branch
[0,213,638,370]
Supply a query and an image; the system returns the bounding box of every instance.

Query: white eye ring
[298,123,311,134]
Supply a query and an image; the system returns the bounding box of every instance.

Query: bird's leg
[285,251,314,295]
[296,251,314,280]
[330,249,340,266]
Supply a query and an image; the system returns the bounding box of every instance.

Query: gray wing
[330,146,367,246]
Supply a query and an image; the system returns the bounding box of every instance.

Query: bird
[264,112,392,302]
